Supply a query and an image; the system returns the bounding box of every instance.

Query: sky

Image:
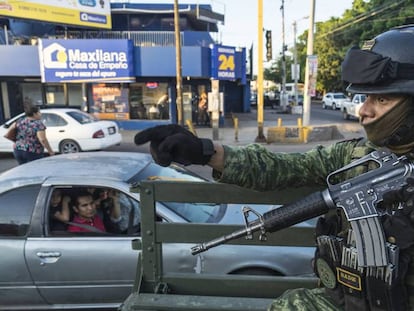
[113,0,354,71]
[114,1,354,52]
[215,0,355,74]
[215,0,354,53]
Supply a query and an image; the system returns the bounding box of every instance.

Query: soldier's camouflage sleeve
[213,139,363,191]
[267,287,343,311]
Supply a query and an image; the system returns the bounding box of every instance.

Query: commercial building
[0,2,250,129]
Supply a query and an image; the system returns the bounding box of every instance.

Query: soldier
[135,25,414,310]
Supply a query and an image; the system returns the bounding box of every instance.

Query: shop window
[45,85,65,106]
[129,83,169,120]
[68,84,82,108]
[21,83,43,106]
[91,84,129,120]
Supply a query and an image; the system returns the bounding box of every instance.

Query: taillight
[92,129,105,138]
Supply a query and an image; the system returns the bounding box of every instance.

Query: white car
[0,108,122,153]
[321,92,348,110]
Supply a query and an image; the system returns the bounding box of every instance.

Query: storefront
[0,38,247,129]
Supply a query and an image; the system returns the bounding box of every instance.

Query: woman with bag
[3,122,17,142]
[13,104,54,165]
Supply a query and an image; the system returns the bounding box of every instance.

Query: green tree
[264,0,414,95]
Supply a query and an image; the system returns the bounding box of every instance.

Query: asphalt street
[0,105,365,179]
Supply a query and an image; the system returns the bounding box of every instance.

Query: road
[0,103,363,179]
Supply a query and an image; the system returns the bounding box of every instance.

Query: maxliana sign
[38,39,135,83]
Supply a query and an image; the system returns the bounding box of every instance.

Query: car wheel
[231,267,282,276]
[59,139,81,153]
[322,102,326,109]
[332,103,336,110]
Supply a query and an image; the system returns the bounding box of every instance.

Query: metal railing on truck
[120,180,321,311]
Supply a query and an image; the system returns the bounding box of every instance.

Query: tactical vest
[314,141,414,311]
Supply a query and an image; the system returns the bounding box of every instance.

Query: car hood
[218,203,317,228]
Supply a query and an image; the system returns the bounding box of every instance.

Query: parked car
[250,92,280,108]
[0,108,122,153]
[321,92,348,110]
[341,94,366,120]
[0,152,316,310]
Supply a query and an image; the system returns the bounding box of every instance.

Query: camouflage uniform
[214,139,414,311]
[213,138,371,190]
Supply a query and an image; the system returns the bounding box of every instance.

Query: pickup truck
[341,94,366,120]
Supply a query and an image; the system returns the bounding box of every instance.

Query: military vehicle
[120,180,320,311]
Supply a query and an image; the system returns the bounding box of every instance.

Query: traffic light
[265,30,272,61]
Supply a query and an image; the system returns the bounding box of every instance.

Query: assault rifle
[191,149,414,267]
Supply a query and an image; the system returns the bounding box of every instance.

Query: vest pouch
[366,275,407,311]
[337,266,370,311]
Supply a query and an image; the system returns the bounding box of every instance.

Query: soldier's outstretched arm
[134,124,224,171]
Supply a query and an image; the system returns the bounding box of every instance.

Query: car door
[24,184,142,307]
[326,94,333,106]
[41,112,69,151]
[0,184,47,308]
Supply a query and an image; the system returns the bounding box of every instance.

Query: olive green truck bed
[120,181,320,311]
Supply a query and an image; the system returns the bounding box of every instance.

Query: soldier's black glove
[134,124,215,167]
[382,177,414,212]
[380,177,414,249]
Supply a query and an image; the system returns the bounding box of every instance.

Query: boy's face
[74,195,97,220]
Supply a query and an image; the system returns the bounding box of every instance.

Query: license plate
[108,127,116,134]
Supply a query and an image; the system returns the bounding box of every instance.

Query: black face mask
[363,97,414,155]
[341,47,414,85]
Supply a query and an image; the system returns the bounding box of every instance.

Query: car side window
[48,186,141,236]
[42,113,67,127]
[0,185,41,236]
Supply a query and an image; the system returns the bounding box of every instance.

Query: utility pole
[293,20,298,108]
[280,0,287,112]
[293,16,308,109]
[173,0,184,126]
[255,0,266,142]
[303,0,315,126]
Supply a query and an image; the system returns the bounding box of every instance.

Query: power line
[317,0,407,38]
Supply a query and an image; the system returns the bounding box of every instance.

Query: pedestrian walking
[13,104,54,165]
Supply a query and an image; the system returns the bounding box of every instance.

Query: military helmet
[342,25,414,95]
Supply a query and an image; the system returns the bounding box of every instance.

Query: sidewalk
[121,108,366,153]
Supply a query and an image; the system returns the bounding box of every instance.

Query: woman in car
[49,189,70,231]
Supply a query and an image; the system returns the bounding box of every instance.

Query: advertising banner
[211,45,236,81]
[38,39,135,83]
[211,44,246,83]
[91,84,130,120]
[306,55,318,97]
[0,0,111,29]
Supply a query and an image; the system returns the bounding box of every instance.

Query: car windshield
[67,111,98,124]
[333,94,346,99]
[128,163,225,223]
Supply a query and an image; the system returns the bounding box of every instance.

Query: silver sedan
[0,152,315,310]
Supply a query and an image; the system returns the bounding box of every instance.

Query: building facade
[0,2,250,130]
